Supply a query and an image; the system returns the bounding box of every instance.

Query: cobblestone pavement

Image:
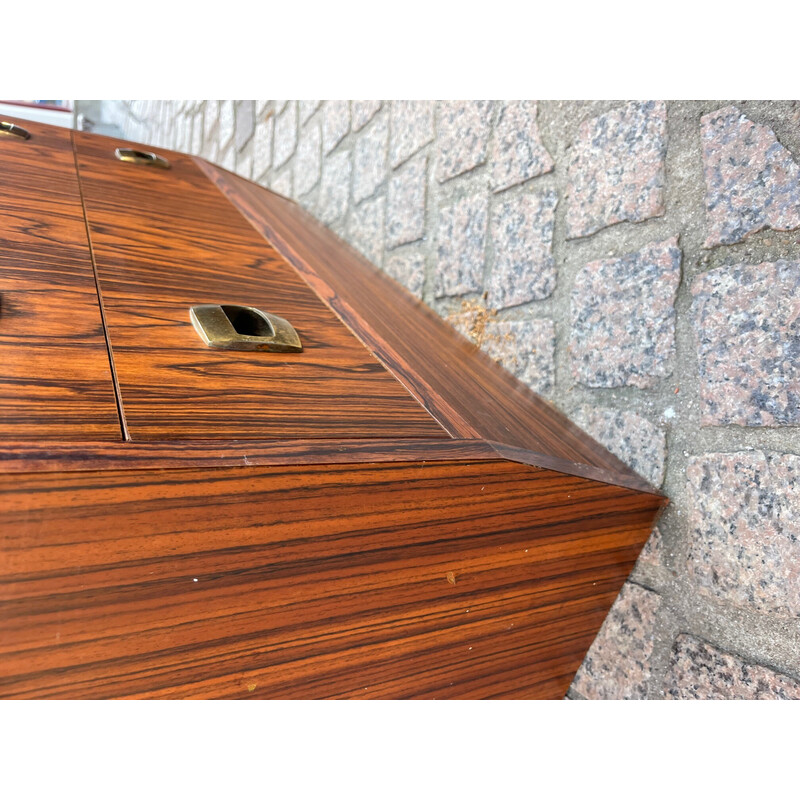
[96,99,800,699]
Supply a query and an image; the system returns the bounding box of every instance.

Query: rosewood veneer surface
[0,118,119,440]
[199,159,650,490]
[72,131,445,441]
[0,116,665,699]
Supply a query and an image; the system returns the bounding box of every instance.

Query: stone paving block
[570,236,681,388]
[204,100,219,142]
[190,114,203,154]
[352,101,382,132]
[218,100,235,149]
[571,582,661,700]
[299,100,321,125]
[701,105,800,247]
[353,115,388,203]
[390,101,435,168]
[488,189,558,309]
[323,101,350,154]
[180,117,192,151]
[687,450,800,617]
[202,136,218,163]
[172,115,185,151]
[273,103,297,169]
[347,195,385,265]
[481,318,556,394]
[435,192,488,297]
[173,117,189,152]
[490,101,554,192]
[318,149,352,225]
[252,115,274,179]
[692,260,800,426]
[270,169,293,199]
[387,154,426,249]
[384,251,425,298]
[294,122,321,197]
[566,101,667,239]
[436,101,493,182]
[664,635,800,699]
[572,407,666,488]
[219,144,235,172]
[235,148,253,180]
[637,525,663,569]
[235,101,255,150]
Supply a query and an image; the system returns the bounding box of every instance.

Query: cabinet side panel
[0,460,662,699]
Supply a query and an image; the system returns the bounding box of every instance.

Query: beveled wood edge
[486,441,665,499]
[0,438,663,503]
[0,438,497,473]
[194,158,657,495]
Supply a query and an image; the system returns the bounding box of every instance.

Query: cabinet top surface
[0,116,448,445]
[0,115,660,496]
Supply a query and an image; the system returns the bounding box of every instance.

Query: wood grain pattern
[0,458,661,699]
[198,160,654,491]
[0,116,120,440]
[0,119,666,700]
[0,437,497,473]
[72,131,446,441]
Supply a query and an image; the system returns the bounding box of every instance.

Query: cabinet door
[0,117,121,440]
[73,132,447,441]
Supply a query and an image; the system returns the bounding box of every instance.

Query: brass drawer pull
[115,147,170,169]
[190,304,302,352]
[0,121,31,140]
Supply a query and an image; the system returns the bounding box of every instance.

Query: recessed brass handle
[190,304,302,352]
[0,121,31,140]
[115,147,170,169]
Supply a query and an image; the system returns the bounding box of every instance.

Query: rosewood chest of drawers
[0,115,664,698]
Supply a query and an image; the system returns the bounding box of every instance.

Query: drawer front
[73,132,446,441]
[0,117,121,440]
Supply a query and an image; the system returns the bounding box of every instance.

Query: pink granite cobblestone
[481,318,555,394]
[435,192,488,297]
[490,101,553,192]
[566,101,667,239]
[387,155,426,248]
[701,105,800,247]
[571,583,661,700]
[488,189,557,309]
[437,100,493,182]
[687,451,800,617]
[692,259,800,426]
[665,636,800,699]
[572,407,666,487]
[570,236,681,388]
[384,251,425,299]
[390,101,435,168]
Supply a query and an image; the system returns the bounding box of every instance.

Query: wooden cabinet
[0,115,665,698]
